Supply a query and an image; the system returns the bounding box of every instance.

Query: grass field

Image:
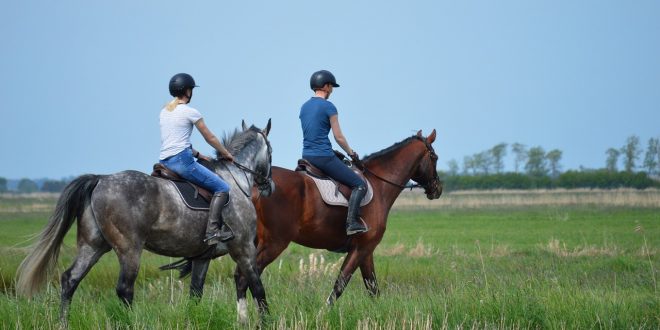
[1,190,659,329]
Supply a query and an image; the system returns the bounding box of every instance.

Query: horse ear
[263,118,272,136]
[427,129,437,144]
[416,130,422,137]
[242,120,249,131]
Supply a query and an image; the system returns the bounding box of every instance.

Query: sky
[1,1,659,179]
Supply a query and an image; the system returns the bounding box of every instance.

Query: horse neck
[364,141,426,203]
[234,145,257,167]
[216,141,260,185]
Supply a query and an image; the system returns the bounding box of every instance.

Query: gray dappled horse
[16,120,274,324]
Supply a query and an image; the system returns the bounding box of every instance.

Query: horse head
[411,129,443,200]
[244,119,275,197]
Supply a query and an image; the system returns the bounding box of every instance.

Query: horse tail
[16,174,101,297]
[159,258,194,279]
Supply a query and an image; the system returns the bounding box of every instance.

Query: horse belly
[146,203,210,257]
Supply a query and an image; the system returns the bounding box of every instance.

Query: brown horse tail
[16,174,101,297]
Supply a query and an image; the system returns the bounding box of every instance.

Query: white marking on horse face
[237,298,248,323]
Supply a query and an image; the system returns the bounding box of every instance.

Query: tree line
[2,135,658,193]
[441,135,660,191]
[0,178,70,194]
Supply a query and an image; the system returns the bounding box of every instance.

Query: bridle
[363,135,440,194]
[223,129,273,195]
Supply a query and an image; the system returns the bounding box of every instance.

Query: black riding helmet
[169,73,199,97]
[310,70,340,90]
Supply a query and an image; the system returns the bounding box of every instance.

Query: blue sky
[1,1,659,179]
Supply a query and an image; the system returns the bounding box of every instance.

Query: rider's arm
[194,119,234,161]
[330,114,356,156]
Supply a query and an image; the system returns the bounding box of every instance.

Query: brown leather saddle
[151,163,212,207]
[295,158,366,201]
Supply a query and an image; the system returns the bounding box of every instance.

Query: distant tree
[463,156,475,175]
[0,177,6,193]
[546,149,563,178]
[643,137,659,175]
[473,151,492,175]
[605,148,620,172]
[41,179,67,193]
[511,143,527,173]
[525,146,548,177]
[490,143,508,173]
[621,135,641,172]
[447,159,459,176]
[17,178,38,194]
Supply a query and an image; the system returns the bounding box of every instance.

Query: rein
[221,160,271,198]
[220,130,273,197]
[233,161,265,181]
[364,167,423,190]
[364,167,418,189]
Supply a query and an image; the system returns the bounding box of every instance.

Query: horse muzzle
[258,179,275,197]
[425,178,443,200]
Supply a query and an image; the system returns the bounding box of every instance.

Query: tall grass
[1,191,659,328]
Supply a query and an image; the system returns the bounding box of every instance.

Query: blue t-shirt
[299,97,338,157]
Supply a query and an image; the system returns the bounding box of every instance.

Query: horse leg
[234,240,289,323]
[60,207,111,323]
[233,267,251,323]
[60,242,110,323]
[326,249,366,306]
[189,259,210,300]
[115,249,142,306]
[233,266,250,323]
[229,247,268,321]
[359,252,379,297]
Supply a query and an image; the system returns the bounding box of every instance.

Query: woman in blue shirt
[299,70,368,235]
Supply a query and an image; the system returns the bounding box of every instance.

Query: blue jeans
[160,148,230,194]
[304,155,366,189]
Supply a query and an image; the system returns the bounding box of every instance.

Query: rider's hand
[350,152,364,171]
[221,152,234,162]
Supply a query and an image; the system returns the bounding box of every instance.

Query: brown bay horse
[233,129,442,317]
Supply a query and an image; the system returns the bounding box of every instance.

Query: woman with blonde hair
[159,73,234,245]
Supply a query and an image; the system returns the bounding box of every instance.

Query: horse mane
[363,136,418,161]
[216,126,261,159]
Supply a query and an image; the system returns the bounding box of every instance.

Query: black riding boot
[346,185,368,235]
[204,192,234,245]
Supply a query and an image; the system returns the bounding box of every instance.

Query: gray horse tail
[16,174,101,297]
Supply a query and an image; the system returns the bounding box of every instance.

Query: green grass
[1,196,659,329]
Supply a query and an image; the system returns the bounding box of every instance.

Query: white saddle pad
[307,175,373,207]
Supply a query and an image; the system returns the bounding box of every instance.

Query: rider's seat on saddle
[295,159,327,179]
[151,163,212,204]
[295,158,367,201]
[295,149,352,178]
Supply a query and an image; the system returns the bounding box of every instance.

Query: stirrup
[346,217,369,236]
[204,225,234,245]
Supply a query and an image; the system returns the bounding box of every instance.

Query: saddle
[151,163,212,210]
[295,153,373,207]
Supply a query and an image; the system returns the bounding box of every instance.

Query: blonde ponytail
[165,98,180,112]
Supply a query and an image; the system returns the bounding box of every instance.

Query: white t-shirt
[159,104,203,160]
